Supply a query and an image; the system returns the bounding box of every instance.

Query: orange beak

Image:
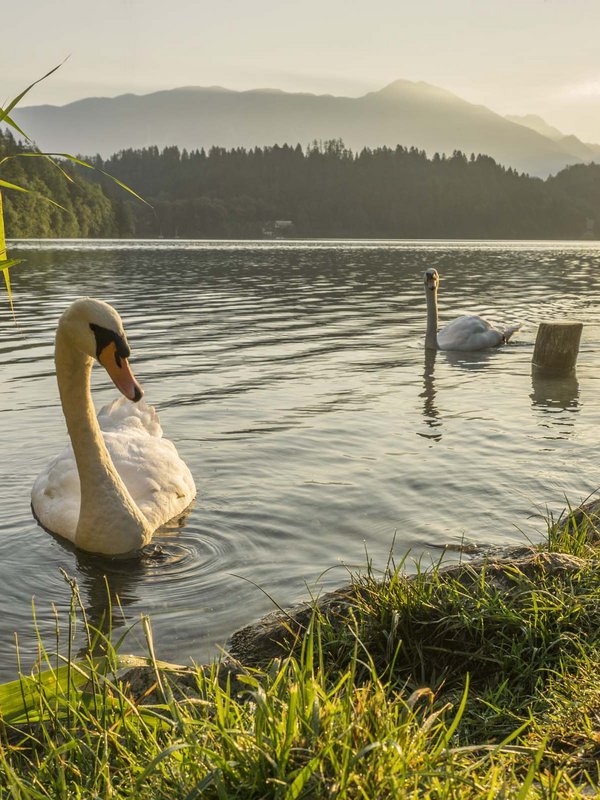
[98,341,144,402]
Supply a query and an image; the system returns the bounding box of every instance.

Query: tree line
[0,130,117,237]
[3,131,600,239]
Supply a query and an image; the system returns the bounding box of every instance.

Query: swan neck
[55,328,149,554]
[425,286,439,350]
[56,331,100,461]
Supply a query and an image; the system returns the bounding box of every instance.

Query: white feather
[424,268,521,352]
[31,298,196,555]
[32,397,195,544]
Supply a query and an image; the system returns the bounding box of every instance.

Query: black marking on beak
[90,323,131,363]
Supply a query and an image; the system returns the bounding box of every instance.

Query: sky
[3,0,600,141]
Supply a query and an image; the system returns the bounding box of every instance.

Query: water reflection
[442,348,497,371]
[75,550,146,636]
[530,367,580,439]
[419,347,500,442]
[49,520,197,660]
[419,348,442,441]
[530,368,580,412]
[46,532,147,658]
[3,240,600,680]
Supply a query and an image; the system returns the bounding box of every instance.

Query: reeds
[1,64,147,319]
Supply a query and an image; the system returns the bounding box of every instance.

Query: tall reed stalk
[0,63,146,318]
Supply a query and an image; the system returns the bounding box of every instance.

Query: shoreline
[122,534,585,701]
[3,499,600,795]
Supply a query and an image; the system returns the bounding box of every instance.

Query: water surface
[1,239,599,679]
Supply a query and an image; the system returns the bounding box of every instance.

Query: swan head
[58,298,144,402]
[423,268,439,292]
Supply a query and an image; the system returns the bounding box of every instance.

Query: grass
[2,511,600,797]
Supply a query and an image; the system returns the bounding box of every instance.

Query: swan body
[31,298,195,555]
[424,268,520,351]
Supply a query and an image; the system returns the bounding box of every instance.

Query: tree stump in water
[532,322,583,373]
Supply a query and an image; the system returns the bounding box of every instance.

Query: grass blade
[0,109,29,139]
[1,60,67,128]
[0,178,29,194]
[134,742,192,789]
[432,674,470,757]
[0,191,20,320]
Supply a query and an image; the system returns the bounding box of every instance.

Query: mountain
[506,113,600,163]
[12,79,597,177]
[505,113,565,141]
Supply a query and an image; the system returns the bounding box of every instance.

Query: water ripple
[2,240,600,678]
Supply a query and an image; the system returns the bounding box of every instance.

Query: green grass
[2,510,600,797]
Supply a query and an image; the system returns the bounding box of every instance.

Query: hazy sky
[4,0,600,140]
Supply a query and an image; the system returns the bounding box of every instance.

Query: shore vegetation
[2,510,600,797]
[3,138,600,243]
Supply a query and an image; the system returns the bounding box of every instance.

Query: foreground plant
[2,510,600,797]
[0,63,146,318]
[0,189,21,320]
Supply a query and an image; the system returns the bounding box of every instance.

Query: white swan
[424,268,520,351]
[31,298,196,556]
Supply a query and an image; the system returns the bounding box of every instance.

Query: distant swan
[31,298,196,555]
[424,268,520,351]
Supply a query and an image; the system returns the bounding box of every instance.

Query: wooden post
[532,322,583,373]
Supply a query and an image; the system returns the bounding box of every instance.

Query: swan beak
[98,342,144,402]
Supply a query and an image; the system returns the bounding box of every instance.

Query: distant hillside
[78,140,600,240]
[506,113,600,163]
[12,79,594,177]
[505,114,566,141]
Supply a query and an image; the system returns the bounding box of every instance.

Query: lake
[1,239,599,680]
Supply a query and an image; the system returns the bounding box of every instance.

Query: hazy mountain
[12,79,596,176]
[506,113,600,162]
[505,113,565,140]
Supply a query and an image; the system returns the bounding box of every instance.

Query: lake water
[1,239,600,679]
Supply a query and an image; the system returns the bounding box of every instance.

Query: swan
[424,268,520,351]
[31,298,196,556]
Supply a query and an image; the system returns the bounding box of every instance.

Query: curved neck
[55,328,149,554]
[425,286,439,350]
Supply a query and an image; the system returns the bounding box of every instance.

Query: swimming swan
[31,298,196,555]
[424,268,520,351]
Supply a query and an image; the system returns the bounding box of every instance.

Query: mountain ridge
[12,79,599,177]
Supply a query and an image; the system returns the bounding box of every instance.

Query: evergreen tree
[1,130,117,238]
[7,132,600,240]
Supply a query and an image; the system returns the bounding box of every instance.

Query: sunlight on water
[1,239,600,678]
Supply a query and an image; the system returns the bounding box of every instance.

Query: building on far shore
[262,220,295,238]
[582,217,596,239]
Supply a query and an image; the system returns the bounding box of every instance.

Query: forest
[0,131,117,237]
[2,129,600,240]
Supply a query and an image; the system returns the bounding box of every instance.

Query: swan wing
[31,398,196,541]
[437,315,505,351]
[32,447,81,542]
[99,397,196,531]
